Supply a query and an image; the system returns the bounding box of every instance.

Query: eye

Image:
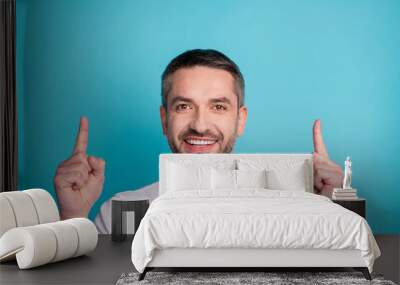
[213,104,227,111]
[175,103,191,111]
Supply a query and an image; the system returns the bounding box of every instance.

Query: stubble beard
[166,123,238,154]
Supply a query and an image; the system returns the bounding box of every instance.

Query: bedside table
[332,198,366,218]
[111,199,149,242]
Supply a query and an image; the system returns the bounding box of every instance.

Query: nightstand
[332,198,366,218]
[111,199,149,242]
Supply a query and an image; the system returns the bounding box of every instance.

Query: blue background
[16,0,400,233]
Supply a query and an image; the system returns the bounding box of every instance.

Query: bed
[131,153,381,280]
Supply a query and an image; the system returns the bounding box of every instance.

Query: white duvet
[131,189,380,273]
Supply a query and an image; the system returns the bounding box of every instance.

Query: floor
[0,234,398,284]
[374,235,400,284]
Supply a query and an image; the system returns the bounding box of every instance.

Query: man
[54,49,344,234]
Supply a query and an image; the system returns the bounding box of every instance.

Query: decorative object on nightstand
[332,156,365,218]
[111,199,149,242]
[332,156,358,200]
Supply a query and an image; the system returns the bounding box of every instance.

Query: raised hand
[54,117,106,219]
[313,119,343,197]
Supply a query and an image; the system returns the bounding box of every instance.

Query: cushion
[0,191,40,227]
[0,190,60,238]
[211,168,268,190]
[0,190,98,270]
[0,218,97,269]
[237,159,308,191]
[0,196,16,237]
[236,169,268,189]
[211,168,236,190]
[24,189,60,224]
[167,161,212,191]
[266,168,306,191]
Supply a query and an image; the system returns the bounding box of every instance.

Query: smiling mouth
[184,138,217,145]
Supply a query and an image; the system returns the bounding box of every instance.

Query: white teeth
[186,139,216,145]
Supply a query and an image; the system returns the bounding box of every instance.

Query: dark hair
[161,49,245,110]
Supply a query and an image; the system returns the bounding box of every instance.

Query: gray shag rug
[116,271,396,285]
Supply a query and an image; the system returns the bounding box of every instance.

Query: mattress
[131,189,381,273]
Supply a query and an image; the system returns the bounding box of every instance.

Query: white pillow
[237,159,308,191]
[211,168,236,190]
[266,167,307,191]
[237,169,268,189]
[167,162,212,191]
[211,168,268,190]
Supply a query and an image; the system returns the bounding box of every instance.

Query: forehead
[168,66,237,104]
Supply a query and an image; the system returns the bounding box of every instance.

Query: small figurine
[342,156,352,189]
[332,156,357,200]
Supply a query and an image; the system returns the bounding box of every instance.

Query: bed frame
[137,154,372,281]
[139,248,371,280]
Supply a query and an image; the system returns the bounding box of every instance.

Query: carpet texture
[116,271,396,285]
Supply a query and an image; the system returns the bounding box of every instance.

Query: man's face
[160,66,247,153]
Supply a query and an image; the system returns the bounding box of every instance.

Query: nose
[189,108,210,134]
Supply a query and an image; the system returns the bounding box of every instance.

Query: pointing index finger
[313,119,329,158]
[73,116,89,154]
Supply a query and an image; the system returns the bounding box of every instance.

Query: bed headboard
[159,153,313,195]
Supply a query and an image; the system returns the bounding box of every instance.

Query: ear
[236,106,248,137]
[160,105,168,135]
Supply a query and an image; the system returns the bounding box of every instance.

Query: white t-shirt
[94,181,159,234]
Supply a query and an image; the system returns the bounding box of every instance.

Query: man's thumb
[88,156,105,177]
[313,119,329,158]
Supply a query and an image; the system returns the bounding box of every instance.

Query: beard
[166,124,238,154]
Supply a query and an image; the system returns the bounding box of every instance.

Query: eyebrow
[209,97,233,105]
[169,96,233,107]
[169,96,193,107]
